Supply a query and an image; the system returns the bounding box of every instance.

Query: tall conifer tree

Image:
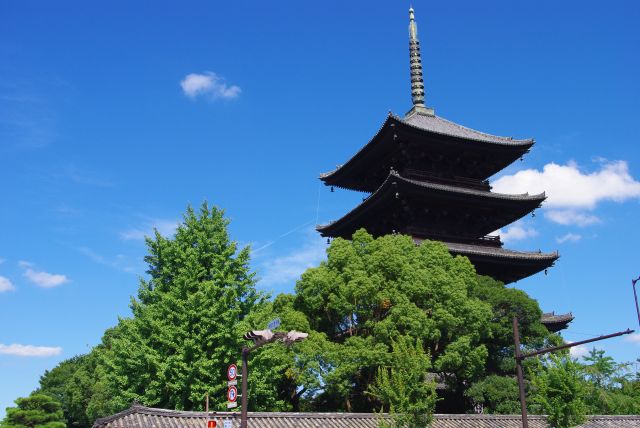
[97,202,262,411]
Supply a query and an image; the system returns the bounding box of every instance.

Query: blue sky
[1,0,640,416]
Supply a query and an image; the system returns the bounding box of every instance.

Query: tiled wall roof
[93,405,640,428]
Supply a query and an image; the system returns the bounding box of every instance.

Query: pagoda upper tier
[317,6,564,293]
[317,171,545,240]
[320,113,534,193]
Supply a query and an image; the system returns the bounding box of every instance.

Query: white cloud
[258,237,326,287]
[17,260,32,268]
[0,276,15,292]
[569,344,590,358]
[495,223,538,243]
[23,268,69,288]
[493,160,640,226]
[556,232,582,244]
[624,333,640,344]
[0,343,62,357]
[120,219,179,241]
[493,160,640,209]
[78,247,137,273]
[180,72,241,100]
[545,210,600,227]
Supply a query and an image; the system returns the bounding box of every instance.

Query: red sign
[227,386,238,402]
[207,421,217,428]
[227,364,238,381]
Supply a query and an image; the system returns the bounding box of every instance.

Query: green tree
[529,355,587,428]
[469,276,553,374]
[583,348,620,388]
[237,293,333,412]
[294,229,547,412]
[1,393,66,428]
[368,337,437,428]
[8,224,560,419]
[95,203,264,412]
[580,349,639,415]
[465,375,521,414]
[462,276,557,414]
[37,355,95,428]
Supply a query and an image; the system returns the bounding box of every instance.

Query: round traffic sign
[227,364,237,381]
[227,386,238,402]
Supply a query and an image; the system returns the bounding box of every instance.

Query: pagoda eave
[320,114,534,192]
[317,172,544,240]
[541,312,575,333]
[443,241,559,284]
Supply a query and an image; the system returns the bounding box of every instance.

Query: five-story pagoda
[317,8,571,331]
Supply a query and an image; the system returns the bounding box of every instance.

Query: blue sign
[267,318,281,330]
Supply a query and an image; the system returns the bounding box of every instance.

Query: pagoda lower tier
[541,312,575,333]
[317,171,545,241]
[440,241,558,284]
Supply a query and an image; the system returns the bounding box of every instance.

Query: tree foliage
[1,393,66,428]
[22,203,265,426]
[465,375,521,414]
[580,349,640,415]
[293,230,550,412]
[236,293,333,412]
[529,355,587,428]
[13,222,640,423]
[367,337,437,428]
[97,203,263,411]
[36,354,99,428]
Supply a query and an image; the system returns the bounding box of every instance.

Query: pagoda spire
[407,7,434,117]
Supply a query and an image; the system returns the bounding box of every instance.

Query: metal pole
[512,316,529,428]
[241,347,249,428]
[632,277,640,328]
[520,329,634,360]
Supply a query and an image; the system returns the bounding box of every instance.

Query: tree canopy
[292,230,553,412]
[95,203,262,412]
[8,221,639,426]
[1,393,66,428]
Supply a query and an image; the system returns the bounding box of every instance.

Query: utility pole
[632,276,640,327]
[512,317,529,428]
[512,316,634,428]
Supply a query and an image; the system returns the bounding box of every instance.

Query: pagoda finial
[406,7,434,117]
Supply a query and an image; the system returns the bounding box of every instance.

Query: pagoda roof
[442,241,558,283]
[445,242,559,262]
[317,171,545,239]
[403,111,533,146]
[541,311,575,332]
[321,113,534,191]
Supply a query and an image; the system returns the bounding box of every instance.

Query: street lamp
[239,328,307,428]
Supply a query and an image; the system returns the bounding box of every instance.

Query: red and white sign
[227,386,238,402]
[227,364,237,381]
[207,421,217,428]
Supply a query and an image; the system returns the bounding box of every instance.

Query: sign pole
[512,317,529,428]
[241,347,249,428]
